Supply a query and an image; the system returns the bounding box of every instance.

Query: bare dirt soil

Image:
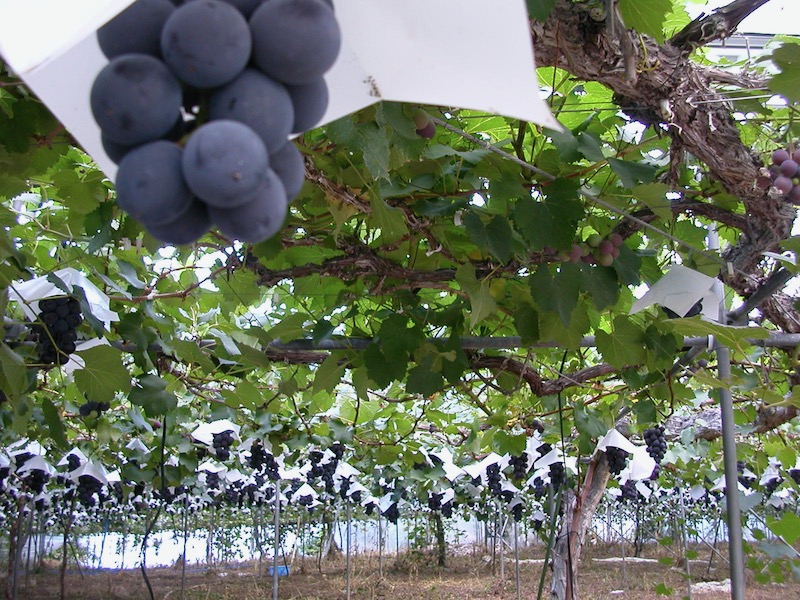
[5,543,799,599]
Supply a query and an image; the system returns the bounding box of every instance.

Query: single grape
[568,244,582,263]
[161,0,251,88]
[598,239,614,255]
[250,0,341,85]
[97,0,175,59]
[789,185,800,205]
[91,54,183,146]
[209,69,294,153]
[793,149,800,163]
[780,159,799,178]
[269,142,305,199]
[209,170,288,243]
[116,141,195,225]
[288,78,329,134]
[182,120,269,207]
[772,149,790,165]
[145,200,211,245]
[597,252,614,267]
[608,232,623,247]
[774,175,794,194]
[101,134,135,165]
[416,122,436,139]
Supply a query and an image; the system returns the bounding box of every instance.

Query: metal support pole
[707,224,745,600]
[273,481,280,600]
[346,501,352,600]
[514,519,521,600]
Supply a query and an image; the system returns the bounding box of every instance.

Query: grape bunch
[549,462,565,490]
[24,470,50,495]
[485,463,503,497]
[508,453,529,481]
[93,0,341,246]
[205,471,221,490]
[790,469,800,485]
[736,460,755,489]
[643,426,667,464]
[605,446,629,476]
[427,492,443,511]
[77,475,104,508]
[211,430,235,461]
[33,296,82,365]
[441,501,454,518]
[531,476,546,499]
[382,502,400,524]
[79,401,110,418]
[65,454,82,472]
[510,502,524,522]
[617,480,641,504]
[762,476,783,498]
[761,148,800,204]
[560,232,624,267]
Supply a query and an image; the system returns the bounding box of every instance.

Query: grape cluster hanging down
[760,148,800,204]
[93,0,341,246]
[212,430,235,461]
[33,296,83,365]
[643,426,667,464]
[605,446,629,476]
[508,454,529,481]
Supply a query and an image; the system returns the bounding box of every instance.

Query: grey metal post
[346,501,352,600]
[273,481,280,600]
[514,519,521,600]
[708,225,745,600]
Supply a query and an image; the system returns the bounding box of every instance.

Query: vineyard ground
[5,542,799,599]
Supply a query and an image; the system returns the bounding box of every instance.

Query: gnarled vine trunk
[550,453,611,600]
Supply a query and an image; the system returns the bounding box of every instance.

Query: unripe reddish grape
[568,244,582,263]
[412,109,431,130]
[416,122,436,139]
[780,159,799,177]
[598,239,614,255]
[586,233,603,247]
[610,246,620,259]
[581,253,596,265]
[774,175,794,194]
[597,252,614,267]
[772,149,790,165]
[608,232,623,247]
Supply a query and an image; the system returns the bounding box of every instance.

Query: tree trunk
[550,453,611,600]
[433,512,446,567]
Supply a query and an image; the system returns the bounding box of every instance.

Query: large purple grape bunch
[605,446,629,476]
[211,429,235,461]
[761,148,800,204]
[643,426,667,464]
[33,296,83,365]
[92,0,341,246]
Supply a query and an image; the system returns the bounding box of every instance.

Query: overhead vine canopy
[0,0,799,546]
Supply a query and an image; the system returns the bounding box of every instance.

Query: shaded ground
[4,543,799,599]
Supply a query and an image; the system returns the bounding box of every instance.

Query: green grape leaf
[770,43,800,103]
[128,374,177,417]
[512,179,584,251]
[596,317,648,368]
[73,346,131,403]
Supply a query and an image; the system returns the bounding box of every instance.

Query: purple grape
[269,142,305,199]
[250,0,341,85]
[774,175,794,194]
[288,78,329,134]
[97,0,175,59]
[209,69,294,153]
[182,120,269,207]
[90,54,182,146]
[161,0,251,88]
[792,149,800,163]
[145,200,211,245]
[209,170,288,243]
[116,141,195,225]
[789,185,800,205]
[772,149,790,165]
[780,159,799,178]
